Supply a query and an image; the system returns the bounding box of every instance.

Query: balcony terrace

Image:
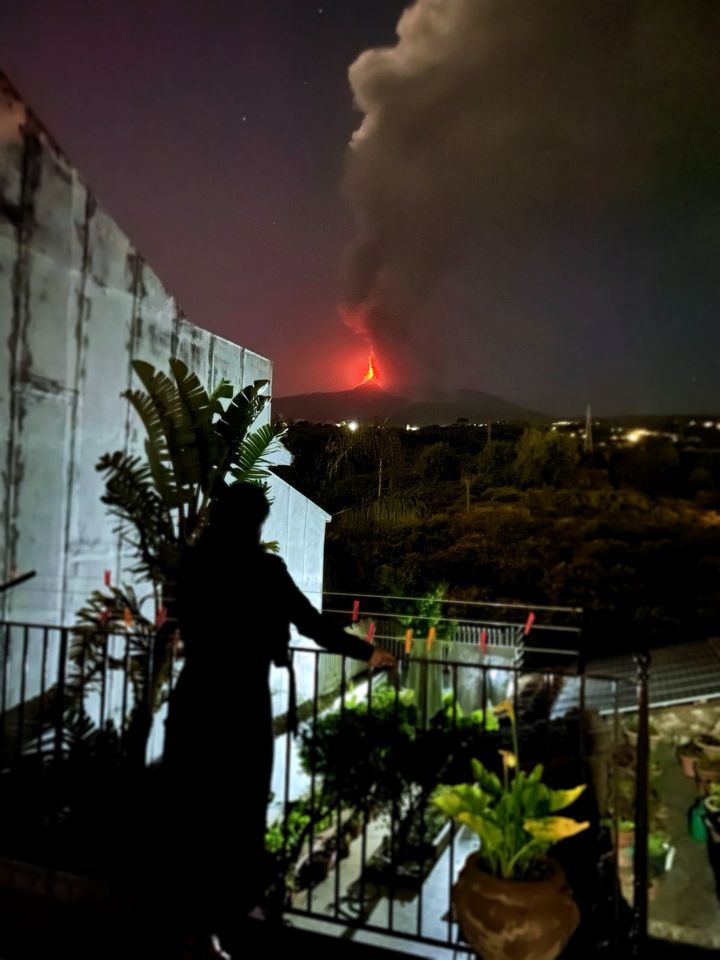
[0,596,718,958]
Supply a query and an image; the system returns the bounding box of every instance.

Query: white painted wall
[0,74,331,722]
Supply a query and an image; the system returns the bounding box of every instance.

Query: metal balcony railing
[0,612,650,958]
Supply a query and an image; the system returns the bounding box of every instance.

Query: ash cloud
[342,0,720,402]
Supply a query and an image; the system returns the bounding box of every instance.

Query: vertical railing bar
[388,662,401,932]
[282,649,294,868]
[37,626,49,759]
[120,633,131,739]
[333,654,347,919]
[161,632,176,763]
[307,652,321,915]
[579,669,587,768]
[15,626,30,767]
[481,665,488,734]
[544,671,552,770]
[77,625,87,720]
[359,669,373,921]
[447,663,459,944]
[53,629,68,765]
[143,625,155,767]
[99,629,109,731]
[416,662,428,943]
[612,679,621,953]
[512,661,520,758]
[0,624,9,766]
[632,654,650,956]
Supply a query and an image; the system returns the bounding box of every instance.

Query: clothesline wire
[324,590,582,616]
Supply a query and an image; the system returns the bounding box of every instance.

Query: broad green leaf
[549,784,587,812]
[523,816,590,842]
[457,812,504,848]
[471,759,503,796]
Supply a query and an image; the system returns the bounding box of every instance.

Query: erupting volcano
[360,352,379,386]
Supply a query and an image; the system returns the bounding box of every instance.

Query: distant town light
[347,420,359,432]
[626,428,651,444]
[405,424,419,432]
[704,420,714,429]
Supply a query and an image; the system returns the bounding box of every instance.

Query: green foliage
[299,685,503,818]
[279,420,720,654]
[99,357,285,587]
[68,585,173,767]
[432,759,588,879]
[513,429,579,488]
[264,800,334,858]
[441,693,499,731]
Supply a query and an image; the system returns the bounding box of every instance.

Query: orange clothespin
[404,629,413,655]
[524,611,536,636]
[426,626,436,651]
[123,606,133,629]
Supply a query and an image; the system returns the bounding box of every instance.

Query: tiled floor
[645,706,720,949]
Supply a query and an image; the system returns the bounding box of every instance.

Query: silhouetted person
[163,482,395,956]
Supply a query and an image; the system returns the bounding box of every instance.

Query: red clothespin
[366,621,376,645]
[156,606,168,628]
[404,629,413,655]
[123,606,134,629]
[480,629,488,654]
[351,599,360,622]
[103,569,112,587]
[426,626,436,651]
[524,611,536,636]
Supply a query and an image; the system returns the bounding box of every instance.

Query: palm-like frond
[216,379,270,466]
[230,421,286,483]
[129,360,199,494]
[169,358,223,490]
[97,452,177,579]
[121,389,182,507]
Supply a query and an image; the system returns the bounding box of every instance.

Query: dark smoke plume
[342,0,720,398]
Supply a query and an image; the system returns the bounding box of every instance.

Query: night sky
[1,1,718,416]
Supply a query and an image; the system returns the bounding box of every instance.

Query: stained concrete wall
[0,74,329,647]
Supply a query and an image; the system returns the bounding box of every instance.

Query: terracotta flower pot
[678,748,700,779]
[452,856,580,960]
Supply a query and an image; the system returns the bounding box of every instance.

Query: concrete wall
[0,74,330,651]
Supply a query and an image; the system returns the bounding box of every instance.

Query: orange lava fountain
[361,352,378,383]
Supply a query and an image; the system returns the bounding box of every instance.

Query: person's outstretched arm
[278,560,395,668]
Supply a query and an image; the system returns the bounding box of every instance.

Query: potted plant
[432,751,589,960]
[623,715,661,751]
[696,756,720,792]
[648,830,675,877]
[697,733,720,763]
[677,740,703,779]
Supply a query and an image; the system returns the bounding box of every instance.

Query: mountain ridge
[274,384,546,426]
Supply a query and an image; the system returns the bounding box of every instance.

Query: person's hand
[368,647,396,670]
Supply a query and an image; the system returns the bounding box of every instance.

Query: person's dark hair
[208,482,270,534]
